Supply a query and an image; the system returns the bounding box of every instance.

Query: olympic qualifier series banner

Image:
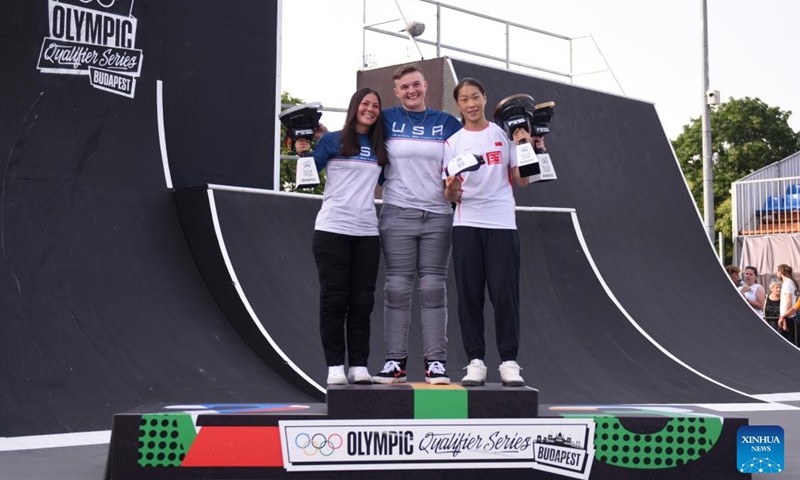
[37,0,143,98]
[279,418,596,480]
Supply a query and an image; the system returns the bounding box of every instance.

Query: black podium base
[104,385,748,480]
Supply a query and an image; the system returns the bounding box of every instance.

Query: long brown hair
[340,88,388,166]
[777,264,799,292]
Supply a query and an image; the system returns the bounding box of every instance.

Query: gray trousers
[379,204,452,361]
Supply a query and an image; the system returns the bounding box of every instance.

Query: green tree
[672,97,800,261]
[279,92,326,194]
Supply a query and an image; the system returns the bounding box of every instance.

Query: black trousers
[768,318,798,345]
[452,226,520,362]
[312,230,380,366]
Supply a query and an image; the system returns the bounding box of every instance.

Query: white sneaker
[461,359,487,386]
[347,366,373,384]
[499,361,525,387]
[327,365,347,385]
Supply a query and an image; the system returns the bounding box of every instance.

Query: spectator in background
[740,266,765,319]
[726,265,743,287]
[764,279,783,334]
[779,295,800,346]
[777,264,799,342]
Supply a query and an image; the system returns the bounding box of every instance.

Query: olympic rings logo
[294,433,343,456]
[79,0,117,8]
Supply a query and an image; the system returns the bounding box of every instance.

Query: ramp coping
[206,184,576,213]
[206,189,326,395]
[156,80,173,189]
[567,211,785,406]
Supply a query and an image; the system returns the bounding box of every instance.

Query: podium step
[105,401,747,480]
[326,382,539,419]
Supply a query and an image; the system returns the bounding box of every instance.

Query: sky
[280,0,800,141]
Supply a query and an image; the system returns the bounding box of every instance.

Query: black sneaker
[372,358,407,384]
[425,359,450,385]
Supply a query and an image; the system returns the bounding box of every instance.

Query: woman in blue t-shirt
[296,88,388,385]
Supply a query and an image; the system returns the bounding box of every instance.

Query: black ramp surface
[161,0,279,189]
[515,211,747,404]
[450,59,800,394]
[212,190,748,404]
[0,1,313,437]
[210,191,394,386]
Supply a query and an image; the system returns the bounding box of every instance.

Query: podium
[104,383,747,480]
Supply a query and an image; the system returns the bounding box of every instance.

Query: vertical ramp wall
[0,0,310,437]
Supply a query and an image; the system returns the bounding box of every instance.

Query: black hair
[453,77,487,125]
[340,87,389,166]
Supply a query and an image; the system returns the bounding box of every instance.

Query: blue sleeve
[378,167,386,186]
[382,107,397,139]
[443,112,463,138]
[311,132,338,172]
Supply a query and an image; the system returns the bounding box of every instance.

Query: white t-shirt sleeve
[443,139,456,180]
[505,135,518,168]
[780,279,797,315]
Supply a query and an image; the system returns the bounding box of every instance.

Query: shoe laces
[500,361,522,371]
[427,361,446,375]
[380,360,402,373]
[464,359,485,369]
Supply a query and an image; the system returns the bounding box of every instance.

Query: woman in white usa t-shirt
[442,77,544,387]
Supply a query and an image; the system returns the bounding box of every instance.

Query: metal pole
[718,231,724,261]
[569,38,573,84]
[701,0,715,242]
[505,23,510,69]
[436,3,441,57]
[362,0,366,67]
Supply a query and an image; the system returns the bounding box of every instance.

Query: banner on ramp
[37,0,143,98]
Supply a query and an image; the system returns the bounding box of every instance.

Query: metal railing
[736,151,800,184]
[733,175,800,236]
[362,0,624,94]
[731,152,800,240]
[732,152,800,236]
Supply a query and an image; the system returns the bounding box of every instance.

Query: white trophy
[279,102,323,189]
[493,95,556,183]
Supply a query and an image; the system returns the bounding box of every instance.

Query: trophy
[493,94,556,182]
[445,153,485,177]
[278,102,323,189]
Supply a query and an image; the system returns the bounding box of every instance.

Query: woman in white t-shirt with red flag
[442,77,544,387]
